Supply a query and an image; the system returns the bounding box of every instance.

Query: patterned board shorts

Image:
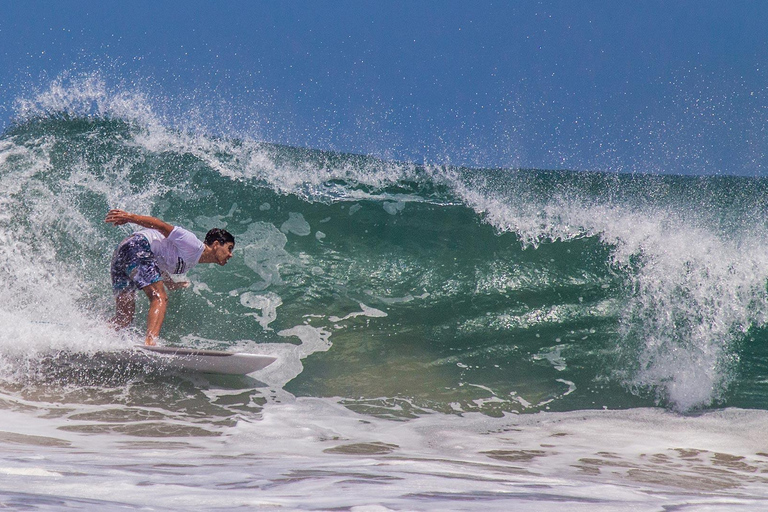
[110,234,163,295]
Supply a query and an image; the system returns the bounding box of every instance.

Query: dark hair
[205,228,235,247]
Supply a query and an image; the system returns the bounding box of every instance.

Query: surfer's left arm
[104,209,174,237]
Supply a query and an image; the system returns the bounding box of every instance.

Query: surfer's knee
[143,282,167,304]
[148,291,167,310]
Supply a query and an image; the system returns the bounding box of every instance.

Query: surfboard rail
[135,345,276,375]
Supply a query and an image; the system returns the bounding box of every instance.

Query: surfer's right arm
[104,209,174,238]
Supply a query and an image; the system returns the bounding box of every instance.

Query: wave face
[4,77,768,415]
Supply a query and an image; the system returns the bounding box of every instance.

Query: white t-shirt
[137,226,205,275]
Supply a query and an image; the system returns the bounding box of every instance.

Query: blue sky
[1,1,767,174]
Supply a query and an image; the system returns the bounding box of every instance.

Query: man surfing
[105,209,235,346]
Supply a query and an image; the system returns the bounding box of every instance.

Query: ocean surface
[3,79,768,510]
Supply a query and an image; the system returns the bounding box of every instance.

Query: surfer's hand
[105,210,174,237]
[161,271,190,291]
[165,280,190,291]
[105,209,133,226]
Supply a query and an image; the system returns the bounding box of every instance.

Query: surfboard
[136,345,276,375]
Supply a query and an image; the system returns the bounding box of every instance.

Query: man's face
[213,242,234,266]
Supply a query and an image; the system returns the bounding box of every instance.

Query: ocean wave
[2,76,768,413]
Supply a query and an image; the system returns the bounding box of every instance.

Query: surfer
[104,209,235,346]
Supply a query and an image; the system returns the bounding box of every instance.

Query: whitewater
[3,76,768,509]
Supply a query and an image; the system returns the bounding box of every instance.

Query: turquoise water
[4,78,768,509]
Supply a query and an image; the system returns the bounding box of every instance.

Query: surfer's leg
[142,281,168,346]
[111,291,135,329]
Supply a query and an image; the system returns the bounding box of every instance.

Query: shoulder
[167,226,205,250]
[168,226,200,241]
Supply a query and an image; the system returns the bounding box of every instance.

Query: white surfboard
[136,345,276,375]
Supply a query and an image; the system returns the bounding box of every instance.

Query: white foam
[328,303,388,322]
[238,222,294,290]
[0,467,62,478]
[240,291,282,330]
[533,344,568,372]
[280,212,311,236]
[251,324,333,393]
[382,200,406,215]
